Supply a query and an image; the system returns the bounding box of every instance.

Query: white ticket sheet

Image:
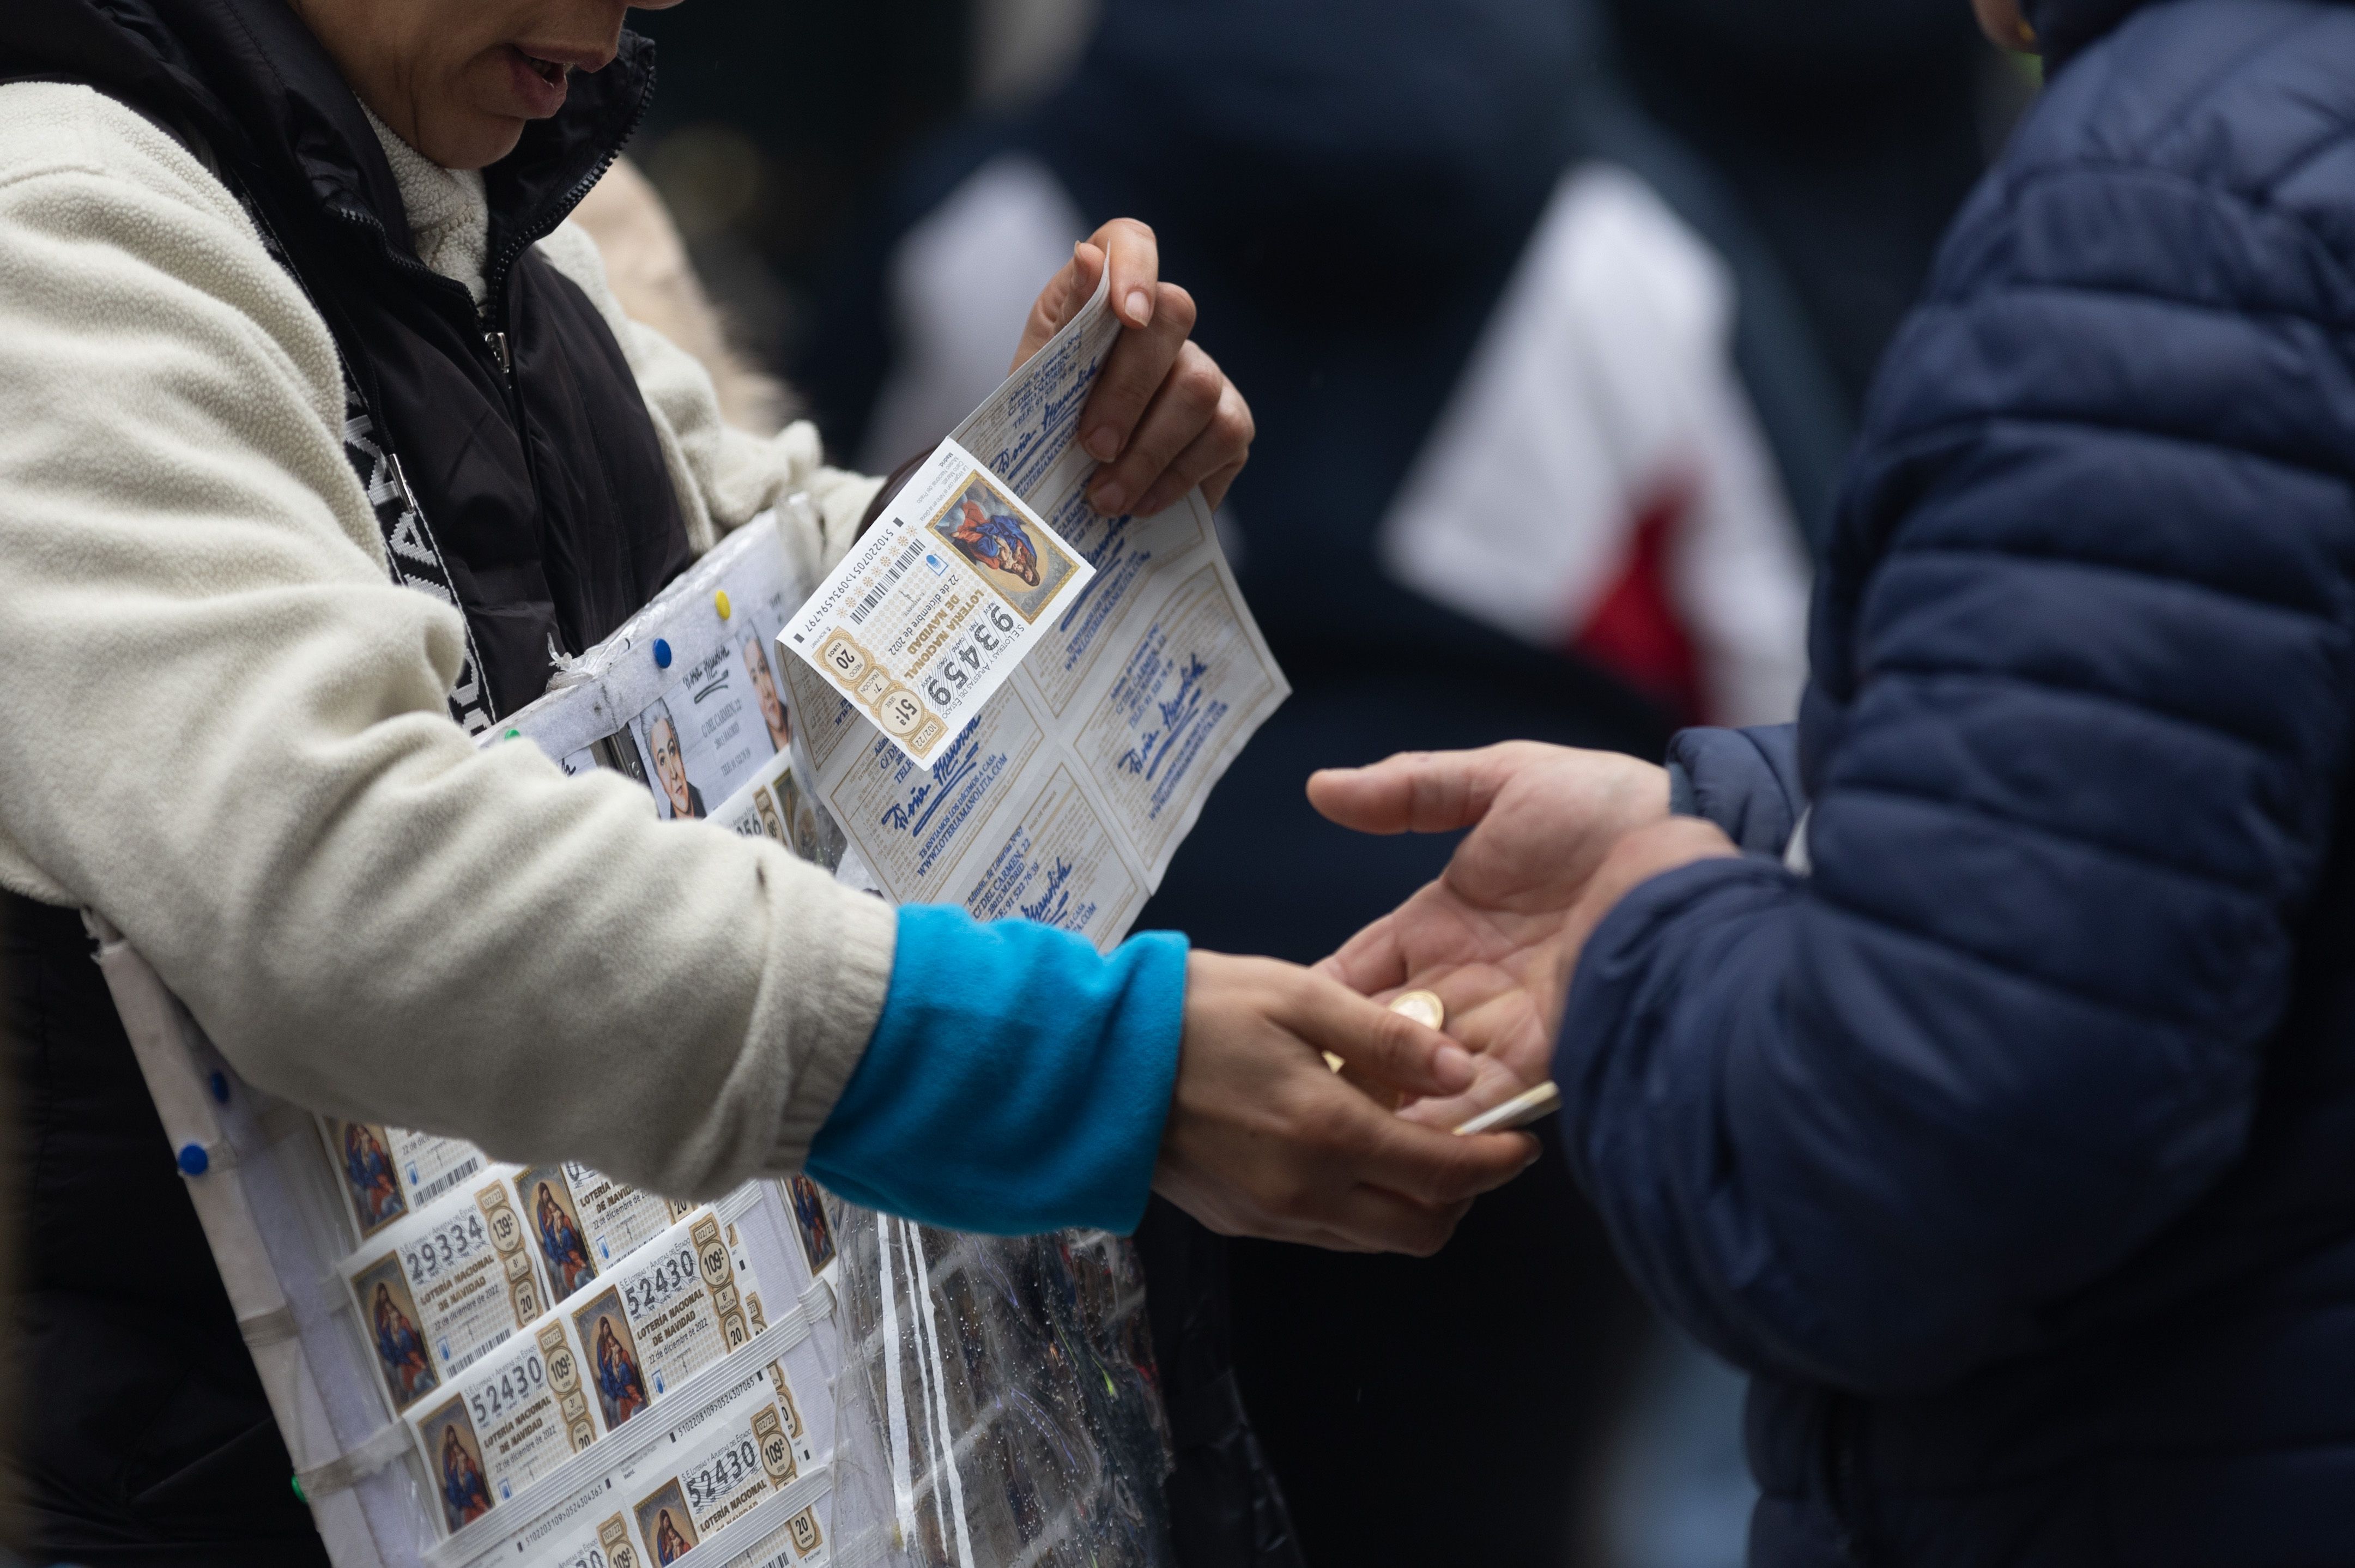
[318,1116,487,1245]
[341,1170,553,1415]
[563,1204,766,1434]
[780,268,1288,951]
[409,1310,600,1533]
[611,1352,815,1560]
[783,439,1095,768]
[459,1328,830,1568]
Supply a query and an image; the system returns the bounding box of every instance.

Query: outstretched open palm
[1311,743,1670,1127]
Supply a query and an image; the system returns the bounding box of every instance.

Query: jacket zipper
[479,60,655,307]
[323,43,652,391]
[481,315,513,383]
[321,59,655,662]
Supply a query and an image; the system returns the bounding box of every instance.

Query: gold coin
[1388,989,1445,1031]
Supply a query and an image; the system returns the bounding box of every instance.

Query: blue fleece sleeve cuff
[806,905,1188,1237]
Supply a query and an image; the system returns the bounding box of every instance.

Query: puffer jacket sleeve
[1553,152,2355,1394]
[1666,723,1805,856]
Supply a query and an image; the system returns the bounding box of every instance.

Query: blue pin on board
[653,638,673,670]
[177,1143,209,1177]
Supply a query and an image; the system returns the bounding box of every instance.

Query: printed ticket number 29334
[783,438,1094,769]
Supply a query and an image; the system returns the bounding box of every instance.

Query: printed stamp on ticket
[784,1503,824,1558]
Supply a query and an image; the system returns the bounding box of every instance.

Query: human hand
[1154,951,1538,1255]
[1012,219,1254,517]
[1309,743,1674,1126]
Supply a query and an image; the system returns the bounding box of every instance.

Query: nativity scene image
[574,1289,652,1430]
[356,1256,438,1409]
[419,1399,494,1531]
[520,1167,597,1297]
[332,1119,407,1236]
[928,473,1077,622]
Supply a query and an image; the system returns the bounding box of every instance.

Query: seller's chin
[428,93,537,170]
[424,117,527,170]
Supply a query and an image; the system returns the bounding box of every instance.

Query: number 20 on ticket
[781,439,1094,768]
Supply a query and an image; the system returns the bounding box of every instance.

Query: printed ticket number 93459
[783,438,1093,768]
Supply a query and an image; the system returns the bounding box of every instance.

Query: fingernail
[1435,1044,1474,1090]
[1084,427,1120,462]
[1125,288,1153,326]
[1089,480,1127,515]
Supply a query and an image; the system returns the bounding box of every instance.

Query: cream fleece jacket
[0,82,899,1198]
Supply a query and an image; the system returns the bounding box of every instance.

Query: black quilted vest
[0,1,687,1559]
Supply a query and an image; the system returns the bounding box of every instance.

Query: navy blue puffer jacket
[1555,2,2355,1563]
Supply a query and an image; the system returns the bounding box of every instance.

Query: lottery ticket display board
[93,476,1248,1561]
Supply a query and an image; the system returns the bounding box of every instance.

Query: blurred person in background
[1602,0,2017,410]
[788,2,1860,1561]
[1312,0,2355,1561]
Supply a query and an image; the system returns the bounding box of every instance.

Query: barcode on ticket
[412,1158,483,1210]
[850,540,928,627]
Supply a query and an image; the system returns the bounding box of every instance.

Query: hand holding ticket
[783,439,1096,767]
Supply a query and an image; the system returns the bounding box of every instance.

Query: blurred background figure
[612,1,2026,1562]
[1602,0,2033,407]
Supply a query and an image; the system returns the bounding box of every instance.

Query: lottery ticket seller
[1312,0,2355,1561]
[0,0,1534,1560]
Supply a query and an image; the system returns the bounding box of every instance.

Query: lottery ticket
[508,1162,686,1299]
[342,1172,552,1414]
[564,1208,766,1433]
[318,1115,486,1244]
[783,439,1095,769]
[615,1354,818,1563]
[496,1350,818,1568]
[409,1312,599,1533]
[779,270,1287,952]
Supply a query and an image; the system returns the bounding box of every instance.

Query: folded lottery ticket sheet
[782,267,1288,952]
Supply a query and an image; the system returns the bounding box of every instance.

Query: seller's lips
[503,43,606,116]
